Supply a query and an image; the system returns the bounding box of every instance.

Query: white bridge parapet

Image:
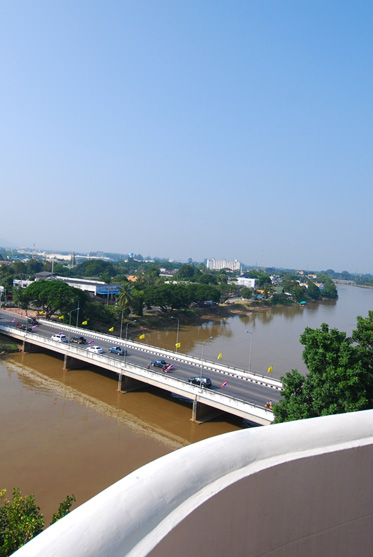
[36,320,284,391]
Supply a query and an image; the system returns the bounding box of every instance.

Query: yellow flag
[59,315,64,320]
[217,353,223,360]
[109,327,114,332]
[39,311,44,315]
[175,342,181,348]
[82,321,88,325]
[139,334,145,340]
[267,366,273,373]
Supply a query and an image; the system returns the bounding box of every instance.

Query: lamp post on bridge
[125,320,137,341]
[245,330,253,373]
[200,336,213,390]
[118,320,136,393]
[171,316,180,353]
[68,303,80,327]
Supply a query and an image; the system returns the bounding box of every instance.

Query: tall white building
[206,258,242,272]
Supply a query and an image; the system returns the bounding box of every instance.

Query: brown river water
[1,284,372,522]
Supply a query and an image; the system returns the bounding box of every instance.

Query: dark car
[70,336,87,344]
[18,324,33,332]
[151,360,168,368]
[109,346,127,356]
[27,317,39,326]
[188,376,212,388]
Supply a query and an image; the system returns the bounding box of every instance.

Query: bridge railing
[0,323,273,420]
[41,320,283,391]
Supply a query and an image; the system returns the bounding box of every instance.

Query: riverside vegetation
[0,488,75,556]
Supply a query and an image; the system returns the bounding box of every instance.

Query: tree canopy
[273,317,373,423]
[20,280,89,320]
[0,488,75,556]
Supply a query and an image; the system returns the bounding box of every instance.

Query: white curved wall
[13,410,373,557]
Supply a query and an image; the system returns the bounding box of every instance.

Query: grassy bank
[0,334,20,355]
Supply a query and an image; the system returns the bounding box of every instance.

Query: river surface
[1,284,372,522]
[145,284,373,379]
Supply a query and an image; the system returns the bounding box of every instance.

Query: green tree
[0,488,75,556]
[75,260,117,278]
[20,280,89,319]
[176,264,195,281]
[352,310,373,401]
[306,281,321,300]
[273,322,370,423]
[50,495,76,524]
[131,290,144,316]
[240,287,253,299]
[117,282,134,318]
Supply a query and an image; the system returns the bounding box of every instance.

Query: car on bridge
[70,336,87,344]
[86,345,104,354]
[18,324,33,332]
[51,333,68,343]
[109,346,128,356]
[188,376,212,388]
[151,360,169,368]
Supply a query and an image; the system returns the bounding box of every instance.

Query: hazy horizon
[0,239,370,276]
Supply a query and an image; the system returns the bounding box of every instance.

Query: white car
[86,345,104,354]
[51,334,68,343]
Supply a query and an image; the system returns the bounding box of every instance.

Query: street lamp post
[125,320,137,341]
[68,303,80,339]
[171,317,180,353]
[119,309,124,339]
[245,330,253,373]
[200,336,213,385]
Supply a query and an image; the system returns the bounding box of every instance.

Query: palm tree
[117,282,134,318]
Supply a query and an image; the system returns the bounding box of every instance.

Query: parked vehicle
[51,334,68,343]
[188,376,212,388]
[70,336,87,344]
[86,345,104,354]
[151,360,168,368]
[109,346,127,356]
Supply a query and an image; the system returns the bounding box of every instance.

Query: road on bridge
[0,310,281,411]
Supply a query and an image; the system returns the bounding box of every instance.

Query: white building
[54,276,120,297]
[206,258,242,272]
[13,279,34,289]
[236,276,256,289]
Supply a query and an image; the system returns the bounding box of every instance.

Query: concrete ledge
[13,410,373,557]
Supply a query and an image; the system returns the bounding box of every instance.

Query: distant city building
[206,258,242,272]
[236,276,257,289]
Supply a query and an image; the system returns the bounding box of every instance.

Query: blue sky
[1,1,372,273]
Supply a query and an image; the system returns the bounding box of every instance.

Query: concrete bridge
[0,316,281,425]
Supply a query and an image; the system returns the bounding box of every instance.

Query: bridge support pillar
[63,355,83,370]
[117,373,144,393]
[191,398,223,424]
[21,341,41,354]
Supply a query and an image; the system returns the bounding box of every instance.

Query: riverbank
[0,334,20,355]
[115,300,272,336]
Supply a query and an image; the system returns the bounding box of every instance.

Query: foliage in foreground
[273,311,373,423]
[0,488,76,556]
